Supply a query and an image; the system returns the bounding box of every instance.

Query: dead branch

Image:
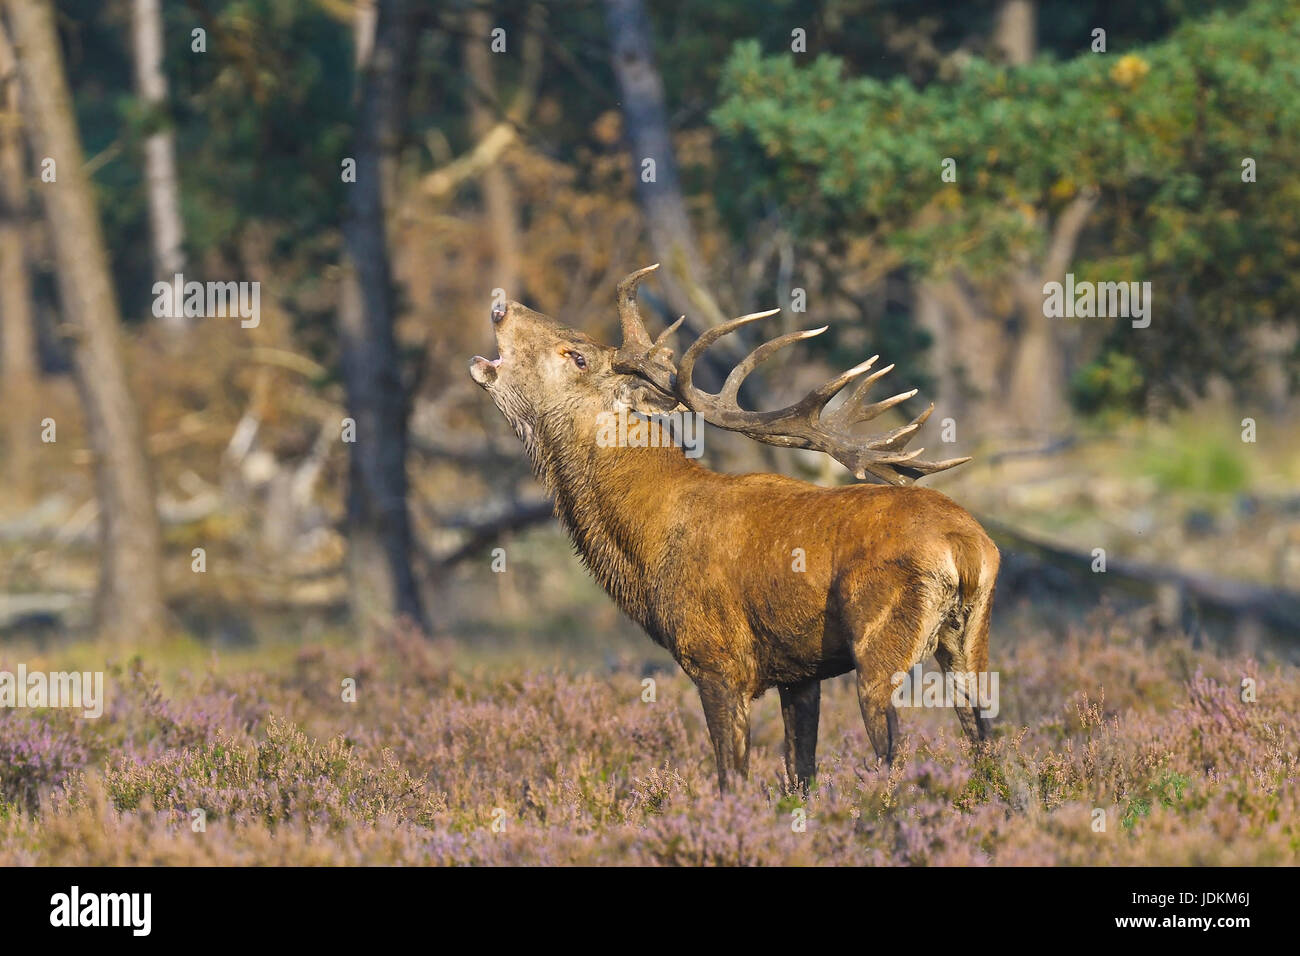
[417,498,554,569]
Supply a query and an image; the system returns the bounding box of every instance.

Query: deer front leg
[778,679,820,792]
[696,681,751,793]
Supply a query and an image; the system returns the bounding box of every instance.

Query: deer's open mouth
[469,354,502,386]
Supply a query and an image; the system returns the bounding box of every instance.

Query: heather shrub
[638,792,814,866]
[628,766,693,814]
[101,715,443,831]
[0,714,89,814]
[1,615,1296,865]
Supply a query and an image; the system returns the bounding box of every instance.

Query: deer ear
[616,378,681,415]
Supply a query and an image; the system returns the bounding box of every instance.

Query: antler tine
[611,265,682,396]
[680,311,883,424]
[847,360,891,398]
[720,323,826,403]
[677,308,781,407]
[861,402,935,451]
[654,315,685,348]
[616,263,660,347]
[792,354,884,418]
[903,455,974,476]
[825,383,918,430]
[852,405,970,481]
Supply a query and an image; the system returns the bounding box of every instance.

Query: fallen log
[984,517,1300,648]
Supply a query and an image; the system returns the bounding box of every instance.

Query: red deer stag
[469,265,999,792]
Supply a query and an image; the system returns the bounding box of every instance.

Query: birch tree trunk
[131,0,187,330]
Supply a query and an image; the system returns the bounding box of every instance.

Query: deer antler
[676,311,970,484]
[609,267,969,485]
[611,263,683,396]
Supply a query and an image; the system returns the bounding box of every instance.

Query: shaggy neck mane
[528,412,701,638]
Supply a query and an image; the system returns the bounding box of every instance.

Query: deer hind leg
[848,621,909,767]
[844,588,949,767]
[696,681,751,793]
[856,674,900,767]
[778,679,821,792]
[936,580,996,750]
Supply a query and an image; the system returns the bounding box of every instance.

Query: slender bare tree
[6,0,166,641]
[337,0,427,633]
[603,0,727,335]
[464,7,522,300]
[131,0,187,330]
[0,22,37,494]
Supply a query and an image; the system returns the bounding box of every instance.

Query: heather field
[2,612,1296,866]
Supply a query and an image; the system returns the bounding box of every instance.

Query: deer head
[469,269,682,467]
[470,264,969,485]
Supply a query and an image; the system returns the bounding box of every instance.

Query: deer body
[471,271,998,791]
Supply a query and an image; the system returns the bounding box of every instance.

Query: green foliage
[1072,350,1145,415]
[1141,434,1250,494]
[58,0,1285,409]
[714,0,1300,405]
[58,0,352,327]
[1122,770,1191,829]
[1121,795,1151,828]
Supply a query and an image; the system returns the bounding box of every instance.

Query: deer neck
[533,412,701,632]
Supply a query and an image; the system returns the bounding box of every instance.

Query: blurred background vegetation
[0,0,1297,666]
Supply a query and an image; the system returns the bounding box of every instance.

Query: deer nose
[491,302,507,325]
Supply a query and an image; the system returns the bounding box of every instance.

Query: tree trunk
[131,0,187,330]
[992,0,1036,65]
[1006,276,1070,435]
[338,0,426,634]
[7,0,166,642]
[465,7,522,300]
[915,281,956,402]
[934,277,1005,424]
[0,22,37,496]
[1005,188,1097,436]
[603,0,728,337]
[994,0,1082,439]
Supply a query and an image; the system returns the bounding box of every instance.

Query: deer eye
[566,350,588,370]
